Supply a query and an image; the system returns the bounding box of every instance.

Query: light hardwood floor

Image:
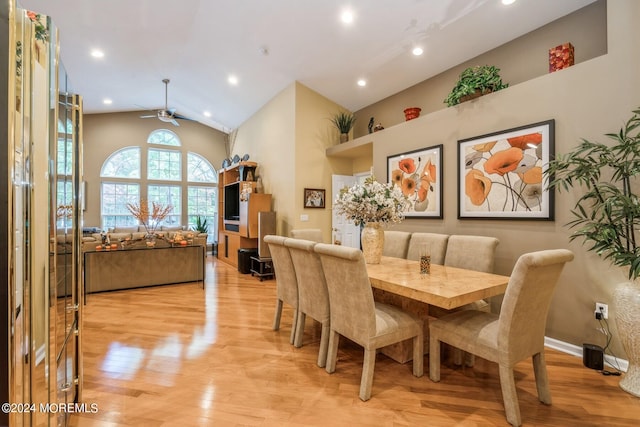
[72,256,640,426]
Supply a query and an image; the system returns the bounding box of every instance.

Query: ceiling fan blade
[173,113,194,121]
[170,118,180,127]
[140,114,156,118]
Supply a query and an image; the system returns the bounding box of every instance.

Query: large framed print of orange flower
[387,144,443,218]
[457,120,555,220]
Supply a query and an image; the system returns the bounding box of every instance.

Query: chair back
[285,238,329,323]
[382,231,411,258]
[314,243,376,343]
[407,233,449,264]
[444,235,499,273]
[498,249,574,361]
[264,235,298,305]
[290,229,323,243]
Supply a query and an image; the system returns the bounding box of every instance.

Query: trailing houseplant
[330,111,356,143]
[545,106,640,396]
[444,65,509,107]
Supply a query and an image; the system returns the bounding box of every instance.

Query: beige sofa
[82,225,207,252]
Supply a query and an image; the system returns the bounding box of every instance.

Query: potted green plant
[444,65,509,107]
[331,111,356,143]
[545,106,640,397]
[192,215,209,234]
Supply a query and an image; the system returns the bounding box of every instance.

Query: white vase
[613,280,640,397]
[361,222,384,264]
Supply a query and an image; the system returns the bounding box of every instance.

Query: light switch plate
[300,214,309,221]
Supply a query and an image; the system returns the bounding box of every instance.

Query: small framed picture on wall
[304,188,325,209]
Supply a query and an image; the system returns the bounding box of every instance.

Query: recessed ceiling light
[203,111,211,117]
[502,0,516,5]
[228,75,238,85]
[341,10,354,24]
[103,98,112,105]
[91,49,104,58]
[357,79,367,87]
[412,47,424,56]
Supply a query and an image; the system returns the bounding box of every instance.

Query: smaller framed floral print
[304,188,325,208]
[457,119,555,220]
[387,144,443,218]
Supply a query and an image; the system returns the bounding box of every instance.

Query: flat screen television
[224,182,240,221]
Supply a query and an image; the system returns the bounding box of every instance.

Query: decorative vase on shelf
[361,222,384,264]
[614,280,640,396]
[340,133,349,143]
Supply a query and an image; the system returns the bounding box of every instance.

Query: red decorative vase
[403,107,421,121]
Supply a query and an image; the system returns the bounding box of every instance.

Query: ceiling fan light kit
[139,78,192,127]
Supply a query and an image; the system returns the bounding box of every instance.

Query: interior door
[331,174,361,248]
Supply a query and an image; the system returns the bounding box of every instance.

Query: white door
[332,172,371,249]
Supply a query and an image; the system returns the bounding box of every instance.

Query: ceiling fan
[140,78,191,127]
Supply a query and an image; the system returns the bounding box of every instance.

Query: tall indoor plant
[546,106,640,396]
[331,111,356,143]
[444,65,509,107]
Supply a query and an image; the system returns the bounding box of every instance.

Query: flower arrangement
[334,175,410,226]
[126,200,173,236]
[26,11,49,43]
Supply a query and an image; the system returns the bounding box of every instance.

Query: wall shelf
[325,137,373,158]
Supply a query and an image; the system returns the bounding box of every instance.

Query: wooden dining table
[367,256,510,310]
[366,256,510,363]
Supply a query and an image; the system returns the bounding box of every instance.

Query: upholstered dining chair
[382,230,412,259]
[290,228,323,243]
[263,235,299,344]
[429,249,574,427]
[406,232,449,264]
[314,243,424,401]
[285,238,331,367]
[442,234,500,366]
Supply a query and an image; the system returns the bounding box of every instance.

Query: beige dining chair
[285,238,331,367]
[406,232,449,264]
[264,235,299,344]
[382,230,411,258]
[429,249,574,427]
[290,228,323,243]
[314,243,423,401]
[442,234,500,366]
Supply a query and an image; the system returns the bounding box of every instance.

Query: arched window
[99,130,217,241]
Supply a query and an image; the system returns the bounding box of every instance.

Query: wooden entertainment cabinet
[217,161,272,267]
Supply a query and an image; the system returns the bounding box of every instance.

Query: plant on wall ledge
[444,65,509,107]
[330,111,356,143]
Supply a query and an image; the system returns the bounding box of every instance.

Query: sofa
[81,225,207,252]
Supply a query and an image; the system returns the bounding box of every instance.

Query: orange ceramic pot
[403,107,421,121]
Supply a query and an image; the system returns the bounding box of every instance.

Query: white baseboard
[544,336,629,372]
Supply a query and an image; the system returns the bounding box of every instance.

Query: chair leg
[412,333,424,377]
[294,312,306,348]
[273,299,283,331]
[452,347,464,366]
[359,348,376,401]
[325,330,340,374]
[429,335,441,382]
[317,322,330,368]
[532,352,552,404]
[289,309,299,345]
[498,364,522,427]
[464,352,476,367]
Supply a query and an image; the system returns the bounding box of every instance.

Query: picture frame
[457,119,555,220]
[304,188,326,209]
[387,144,443,218]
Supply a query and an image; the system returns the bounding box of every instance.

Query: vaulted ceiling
[20,0,595,132]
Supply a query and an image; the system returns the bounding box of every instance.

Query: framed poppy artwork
[457,119,555,220]
[387,144,443,218]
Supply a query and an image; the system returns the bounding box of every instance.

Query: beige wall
[346,0,638,356]
[82,111,227,227]
[233,82,355,243]
[354,0,608,138]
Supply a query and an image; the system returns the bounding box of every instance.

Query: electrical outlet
[595,302,608,320]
